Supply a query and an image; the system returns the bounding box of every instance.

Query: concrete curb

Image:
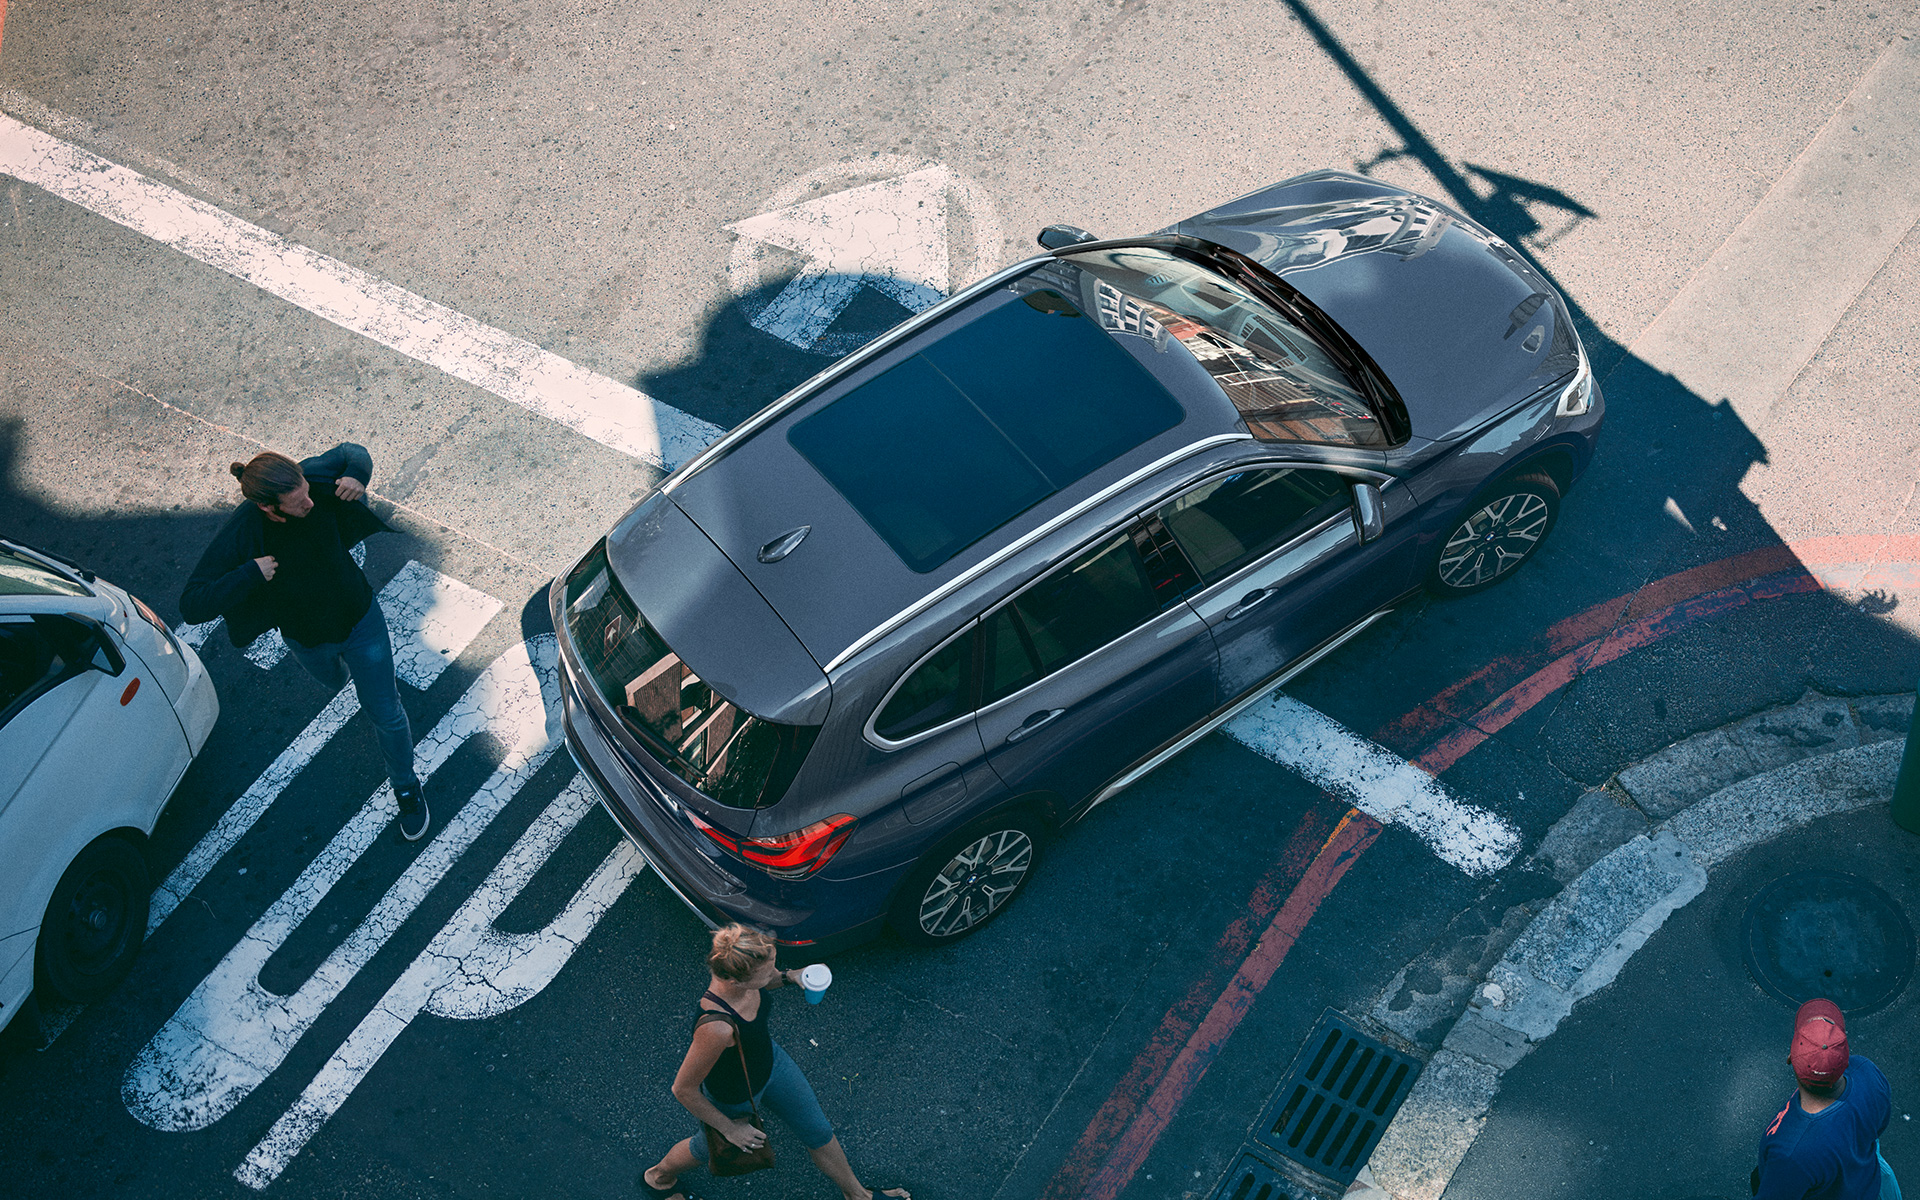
[1366,705,1911,1200]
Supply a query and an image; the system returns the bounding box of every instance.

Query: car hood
[1173,171,1580,443]
[604,494,831,726]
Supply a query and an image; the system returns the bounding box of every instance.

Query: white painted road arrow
[726,165,955,350]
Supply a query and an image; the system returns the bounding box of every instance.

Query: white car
[0,538,218,1028]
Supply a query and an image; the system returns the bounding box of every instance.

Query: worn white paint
[173,619,221,652]
[233,775,647,1188]
[123,636,560,1132]
[1224,694,1520,876]
[0,114,722,469]
[148,563,501,934]
[725,156,1005,354]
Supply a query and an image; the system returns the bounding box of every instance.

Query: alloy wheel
[1436,492,1551,589]
[915,828,1035,938]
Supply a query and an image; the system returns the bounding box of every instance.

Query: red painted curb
[1043,538,1920,1200]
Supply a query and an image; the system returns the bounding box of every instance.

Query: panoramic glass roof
[787,286,1185,572]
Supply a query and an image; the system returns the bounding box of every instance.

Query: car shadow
[635,275,928,432]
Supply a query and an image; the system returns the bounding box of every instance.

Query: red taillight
[689,812,857,880]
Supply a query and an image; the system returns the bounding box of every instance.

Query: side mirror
[1037,224,1099,251]
[64,611,126,676]
[1352,483,1386,544]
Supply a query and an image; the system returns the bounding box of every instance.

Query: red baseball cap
[1789,998,1849,1087]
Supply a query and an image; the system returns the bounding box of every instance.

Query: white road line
[0,113,723,470]
[234,775,647,1189]
[147,562,501,934]
[124,635,561,1133]
[1224,693,1520,876]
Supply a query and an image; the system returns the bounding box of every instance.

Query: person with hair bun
[640,924,910,1200]
[180,443,430,841]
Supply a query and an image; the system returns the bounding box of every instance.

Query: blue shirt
[1756,1056,1892,1200]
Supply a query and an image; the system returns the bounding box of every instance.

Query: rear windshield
[0,545,92,597]
[787,286,1185,573]
[562,543,818,810]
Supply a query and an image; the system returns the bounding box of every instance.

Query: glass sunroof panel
[787,288,1185,573]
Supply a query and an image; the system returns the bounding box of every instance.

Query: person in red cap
[1753,998,1901,1199]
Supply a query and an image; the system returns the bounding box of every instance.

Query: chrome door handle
[1005,708,1067,743]
[1225,588,1278,620]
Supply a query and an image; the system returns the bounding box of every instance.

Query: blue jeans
[1884,1144,1903,1200]
[689,1040,836,1158]
[286,602,419,792]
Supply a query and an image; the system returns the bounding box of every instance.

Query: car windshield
[0,545,92,597]
[1060,245,1387,448]
[562,543,818,810]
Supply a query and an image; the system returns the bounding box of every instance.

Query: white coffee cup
[800,963,832,1004]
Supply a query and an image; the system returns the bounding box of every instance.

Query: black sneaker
[395,782,430,842]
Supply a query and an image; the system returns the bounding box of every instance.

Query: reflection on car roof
[786,288,1185,573]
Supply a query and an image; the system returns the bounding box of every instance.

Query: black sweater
[179,444,392,649]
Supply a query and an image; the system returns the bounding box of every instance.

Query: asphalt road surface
[2,0,1918,1198]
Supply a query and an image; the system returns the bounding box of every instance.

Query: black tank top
[696,990,772,1103]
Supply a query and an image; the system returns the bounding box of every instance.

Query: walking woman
[641,926,910,1200]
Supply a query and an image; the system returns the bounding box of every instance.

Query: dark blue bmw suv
[552,170,1602,951]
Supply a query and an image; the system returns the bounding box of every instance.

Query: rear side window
[563,544,818,809]
[981,532,1166,706]
[873,628,976,741]
[874,520,1207,738]
[1159,468,1351,583]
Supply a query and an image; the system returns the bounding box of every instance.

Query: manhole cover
[1741,870,1916,1015]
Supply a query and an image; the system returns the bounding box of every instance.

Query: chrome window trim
[1139,459,1387,599]
[863,618,981,751]
[858,455,1388,750]
[1083,607,1394,811]
[967,592,1206,728]
[825,433,1252,676]
[1180,510,1353,607]
[662,255,1058,494]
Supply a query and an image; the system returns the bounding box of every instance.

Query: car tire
[1426,471,1561,597]
[37,835,151,1005]
[889,809,1046,947]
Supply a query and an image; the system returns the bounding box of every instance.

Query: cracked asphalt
[3,1,1919,1198]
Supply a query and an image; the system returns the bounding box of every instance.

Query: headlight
[1554,343,1593,418]
[130,593,181,654]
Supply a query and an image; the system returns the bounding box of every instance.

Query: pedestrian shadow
[0,417,555,1059]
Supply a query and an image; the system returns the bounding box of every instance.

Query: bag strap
[694,1010,763,1123]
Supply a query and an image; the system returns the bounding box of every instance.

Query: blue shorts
[690,1039,836,1156]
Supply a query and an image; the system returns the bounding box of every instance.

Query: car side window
[0,616,90,729]
[874,628,977,741]
[1158,467,1352,583]
[980,532,1164,706]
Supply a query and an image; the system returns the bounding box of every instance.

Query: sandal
[638,1169,700,1200]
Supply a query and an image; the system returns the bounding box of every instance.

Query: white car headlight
[1555,343,1593,418]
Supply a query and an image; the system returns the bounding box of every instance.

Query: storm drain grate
[1252,1010,1421,1186]
[1207,1149,1297,1200]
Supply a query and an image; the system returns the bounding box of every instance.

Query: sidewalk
[1363,690,1917,1200]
